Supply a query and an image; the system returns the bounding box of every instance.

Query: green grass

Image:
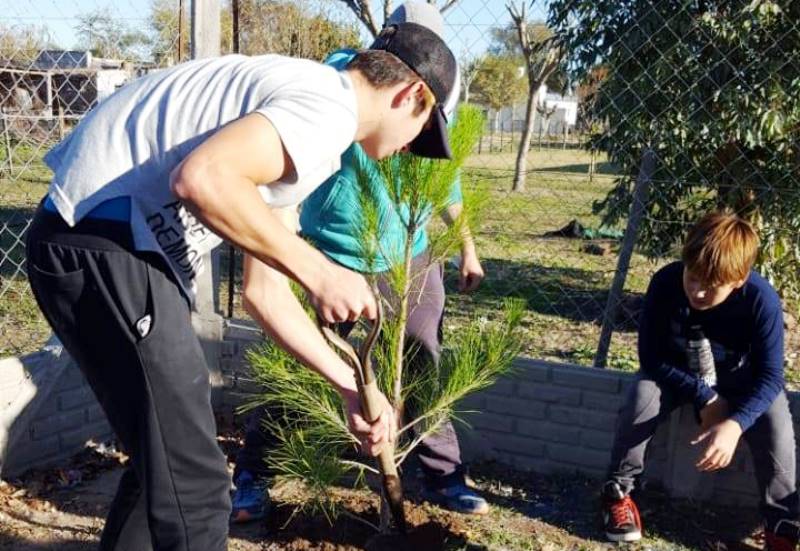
[442,147,799,380]
[441,148,668,375]
[2,142,798,388]
[1,138,53,357]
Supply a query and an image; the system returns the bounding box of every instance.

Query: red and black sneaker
[602,481,642,542]
[765,519,800,551]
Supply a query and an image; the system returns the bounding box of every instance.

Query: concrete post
[191,0,221,60]
[594,148,656,368]
[190,0,225,406]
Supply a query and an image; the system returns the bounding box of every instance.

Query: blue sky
[2,0,550,60]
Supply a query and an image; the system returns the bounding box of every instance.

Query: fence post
[190,0,225,405]
[1,112,12,173]
[593,148,656,368]
[57,103,65,141]
[225,0,241,319]
[190,0,221,318]
[191,0,221,60]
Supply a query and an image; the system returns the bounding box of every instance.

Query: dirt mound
[264,493,469,551]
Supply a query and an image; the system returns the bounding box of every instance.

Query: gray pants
[608,374,798,530]
[236,251,463,487]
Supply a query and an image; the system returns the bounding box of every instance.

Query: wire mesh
[0,1,797,386]
[0,0,183,355]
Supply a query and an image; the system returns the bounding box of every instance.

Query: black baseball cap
[369,22,457,159]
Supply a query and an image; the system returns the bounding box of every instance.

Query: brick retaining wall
[2,320,796,509]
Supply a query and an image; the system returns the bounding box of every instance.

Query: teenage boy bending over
[602,211,799,550]
[26,22,455,551]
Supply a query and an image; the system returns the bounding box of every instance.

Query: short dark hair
[346,49,418,89]
[347,50,433,115]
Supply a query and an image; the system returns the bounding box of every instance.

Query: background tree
[573,65,607,133]
[574,65,608,181]
[507,2,562,191]
[459,51,480,104]
[488,21,522,57]
[148,0,358,65]
[488,18,564,91]
[232,0,360,60]
[548,0,800,304]
[75,8,148,60]
[0,25,50,68]
[148,0,189,65]
[471,54,527,132]
[245,105,523,535]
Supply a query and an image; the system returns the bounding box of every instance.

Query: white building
[33,50,132,106]
[485,83,579,136]
[1,50,134,117]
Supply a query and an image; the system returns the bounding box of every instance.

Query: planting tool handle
[359,380,384,423]
[361,381,399,478]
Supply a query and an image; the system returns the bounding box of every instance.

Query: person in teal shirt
[231,2,487,523]
[300,123,461,273]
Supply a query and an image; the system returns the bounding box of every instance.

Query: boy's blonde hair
[682,210,759,286]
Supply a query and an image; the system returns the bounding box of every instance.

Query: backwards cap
[370,22,456,159]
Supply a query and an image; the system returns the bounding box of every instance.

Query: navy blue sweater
[639,261,785,431]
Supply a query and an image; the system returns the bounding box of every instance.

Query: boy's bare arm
[170,112,376,322]
[241,208,395,455]
[243,251,357,395]
[441,201,484,292]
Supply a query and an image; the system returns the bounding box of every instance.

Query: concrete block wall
[457,358,798,507]
[456,358,630,478]
[16,364,113,473]
[0,311,227,478]
[3,320,797,510]
[219,319,264,418]
[215,330,791,506]
[0,340,113,477]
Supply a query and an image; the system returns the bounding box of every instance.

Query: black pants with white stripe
[26,207,230,551]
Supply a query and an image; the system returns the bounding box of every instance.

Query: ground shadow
[445,257,643,332]
[2,437,765,550]
[530,161,619,177]
[468,461,762,550]
[0,204,36,279]
[0,537,94,551]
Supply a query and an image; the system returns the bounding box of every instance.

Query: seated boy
[602,211,799,549]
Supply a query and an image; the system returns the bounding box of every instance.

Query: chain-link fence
[0,0,184,355]
[1,1,798,384]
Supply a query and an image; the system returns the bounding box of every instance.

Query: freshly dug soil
[263,488,470,551]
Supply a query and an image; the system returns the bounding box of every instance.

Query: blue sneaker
[230,470,269,523]
[422,482,490,515]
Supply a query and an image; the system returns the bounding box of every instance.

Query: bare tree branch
[383,0,393,27]
[338,0,465,37]
[507,1,564,191]
[336,0,380,38]
[439,0,461,14]
[459,50,480,102]
[508,1,529,51]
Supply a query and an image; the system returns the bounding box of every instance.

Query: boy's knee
[630,377,662,404]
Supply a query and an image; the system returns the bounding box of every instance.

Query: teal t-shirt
[299,49,462,273]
